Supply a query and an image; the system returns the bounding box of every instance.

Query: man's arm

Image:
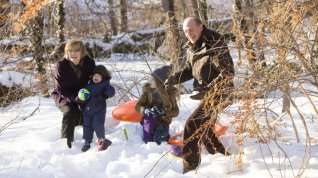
[165,59,193,86]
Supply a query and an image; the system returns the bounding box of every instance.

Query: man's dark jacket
[167,26,234,99]
[52,56,95,107]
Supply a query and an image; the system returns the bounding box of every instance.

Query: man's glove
[190,87,210,100]
[143,106,165,118]
[193,86,210,93]
[190,91,206,100]
[164,75,177,86]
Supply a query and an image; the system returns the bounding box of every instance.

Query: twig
[0,119,18,136]
[154,157,174,178]
[287,93,312,177]
[269,111,287,127]
[144,151,171,178]
[299,84,318,117]
[286,110,300,143]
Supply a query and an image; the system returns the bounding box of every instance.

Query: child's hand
[143,106,165,118]
[74,96,87,105]
[143,108,154,117]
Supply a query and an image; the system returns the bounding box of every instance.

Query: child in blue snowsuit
[135,66,179,144]
[81,65,115,152]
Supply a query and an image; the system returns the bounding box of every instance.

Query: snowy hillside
[0,90,317,177]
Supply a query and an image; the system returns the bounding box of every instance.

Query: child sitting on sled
[135,65,179,144]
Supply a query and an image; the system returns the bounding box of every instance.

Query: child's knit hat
[92,65,109,80]
[151,65,171,84]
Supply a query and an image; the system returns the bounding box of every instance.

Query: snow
[0,70,36,88]
[1,93,317,177]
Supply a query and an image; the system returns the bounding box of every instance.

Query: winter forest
[0,0,318,177]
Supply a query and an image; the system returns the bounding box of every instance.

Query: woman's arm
[54,61,77,102]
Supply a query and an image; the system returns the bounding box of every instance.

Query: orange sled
[168,124,228,146]
[112,100,142,123]
[213,124,228,138]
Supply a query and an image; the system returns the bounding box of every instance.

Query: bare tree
[233,0,257,69]
[21,1,48,96]
[191,0,200,18]
[179,0,188,19]
[0,0,11,38]
[30,15,45,73]
[161,0,182,70]
[311,1,318,64]
[191,0,208,23]
[55,0,65,55]
[198,0,207,23]
[108,0,118,36]
[314,20,318,64]
[119,0,128,33]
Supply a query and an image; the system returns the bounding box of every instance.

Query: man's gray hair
[184,17,203,25]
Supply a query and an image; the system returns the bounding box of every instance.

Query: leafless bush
[0,84,34,108]
[198,0,318,176]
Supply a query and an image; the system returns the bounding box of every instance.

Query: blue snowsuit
[82,79,115,142]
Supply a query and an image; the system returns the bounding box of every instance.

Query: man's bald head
[183,17,203,44]
[183,17,203,26]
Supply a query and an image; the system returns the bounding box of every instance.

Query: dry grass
[0,84,34,107]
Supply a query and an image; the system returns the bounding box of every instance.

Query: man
[165,17,234,173]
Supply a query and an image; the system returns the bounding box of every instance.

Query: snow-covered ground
[0,51,318,177]
[0,88,317,177]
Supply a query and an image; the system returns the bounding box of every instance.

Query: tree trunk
[234,0,257,68]
[282,85,290,113]
[30,15,45,73]
[161,0,182,71]
[233,0,268,76]
[191,0,208,23]
[312,21,318,89]
[21,0,46,95]
[312,18,318,66]
[279,4,295,113]
[55,0,65,54]
[191,0,199,18]
[198,0,208,23]
[108,0,118,36]
[180,0,187,19]
[29,10,48,96]
[119,0,128,33]
[0,0,11,38]
[255,25,266,68]
[313,2,318,65]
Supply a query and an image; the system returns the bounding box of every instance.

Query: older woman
[52,39,95,148]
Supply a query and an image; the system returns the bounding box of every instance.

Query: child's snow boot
[97,138,112,151]
[82,144,91,152]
